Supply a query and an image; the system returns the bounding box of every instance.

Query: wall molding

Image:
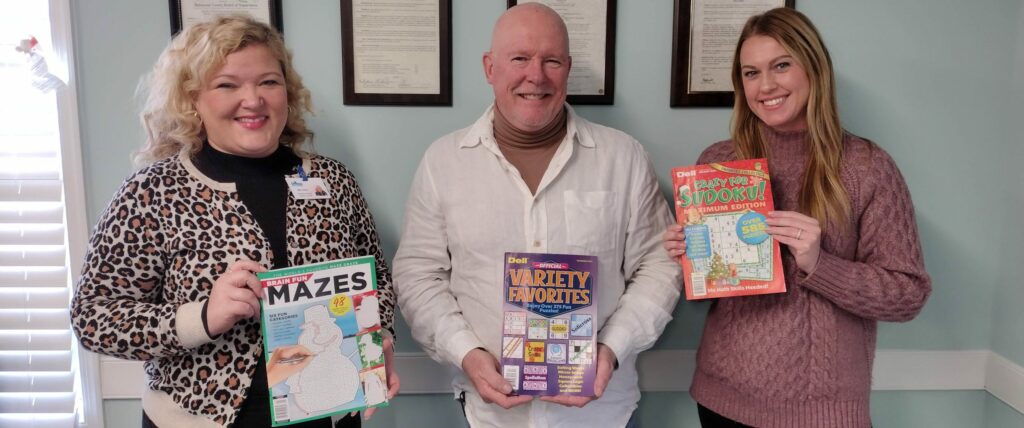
[100,349,1024,414]
[986,352,1024,414]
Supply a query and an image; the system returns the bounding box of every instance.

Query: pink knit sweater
[689,128,931,428]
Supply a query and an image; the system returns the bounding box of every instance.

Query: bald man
[394,4,681,427]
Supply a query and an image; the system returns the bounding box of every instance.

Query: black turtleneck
[193,142,298,270]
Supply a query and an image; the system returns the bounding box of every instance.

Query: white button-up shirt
[394,105,682,428]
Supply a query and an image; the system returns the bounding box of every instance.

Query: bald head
[490,4,569,54]
[483,4,571,132]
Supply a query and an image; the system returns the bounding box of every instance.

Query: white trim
[99,353,464,397]
[98,358,146,400]
[986,352,1024,414]
[100,350,1024,413]
[870,350,989,390]
[391,353,462,394]
[48,0,102,427]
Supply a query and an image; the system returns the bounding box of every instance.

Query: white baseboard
[99,358,146,399]
[99,349,1024,414]
[870,350,989,390]
[986,352,1024,414]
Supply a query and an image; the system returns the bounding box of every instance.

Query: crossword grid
[691,212,774,280]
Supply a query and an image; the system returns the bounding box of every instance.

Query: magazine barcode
[691,273,707,297]
[272,397,289,422]
[502,365,520,392]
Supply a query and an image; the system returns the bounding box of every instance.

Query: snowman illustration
[286,305,359,413]
[356,294,380,331]
[359,333,384,366]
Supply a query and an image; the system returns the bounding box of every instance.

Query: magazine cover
[500,252,597,396]
[258,256,388,427]
[671,158,786,300]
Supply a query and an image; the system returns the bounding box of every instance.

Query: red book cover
[670,158,786,300]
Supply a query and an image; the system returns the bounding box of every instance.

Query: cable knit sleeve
[797,143,931,321]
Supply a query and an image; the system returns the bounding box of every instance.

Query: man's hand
[462,348,533,409]
[539,343,616,407]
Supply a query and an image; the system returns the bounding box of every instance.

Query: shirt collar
[458,103,595,149]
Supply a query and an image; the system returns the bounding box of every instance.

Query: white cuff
[175,301,214,349]
[442,328,486,369]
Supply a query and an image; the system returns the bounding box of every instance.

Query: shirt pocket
[563,190,617,253]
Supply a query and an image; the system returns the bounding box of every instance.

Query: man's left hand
[539,343,616,408]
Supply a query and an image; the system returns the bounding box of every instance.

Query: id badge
[286,176,330,200]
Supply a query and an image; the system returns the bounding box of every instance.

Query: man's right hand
[461,348,533,409]
[662,224,687,258]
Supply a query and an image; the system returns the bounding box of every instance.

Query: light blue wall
[991,0,1024,368]
[986,394,1024,428]
[71,0,1023,427]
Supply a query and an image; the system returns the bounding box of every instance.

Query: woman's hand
[662,224,687,259]
[766,211,821,274]
[267,345,314,386]
[361,334,400,420]
[207,260,266,337]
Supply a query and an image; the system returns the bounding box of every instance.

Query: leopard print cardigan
[71,152,396,426]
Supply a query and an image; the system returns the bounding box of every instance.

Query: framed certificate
[341,0,453,106]
[508,0,617,105]
[169,0,283,36]
[670,0,793,107]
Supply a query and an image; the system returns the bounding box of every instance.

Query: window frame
[48,0,103,426]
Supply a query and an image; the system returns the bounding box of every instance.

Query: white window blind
[0,2,80,427]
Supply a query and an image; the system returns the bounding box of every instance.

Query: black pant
[697,404,753,428]
[697,404,872,428]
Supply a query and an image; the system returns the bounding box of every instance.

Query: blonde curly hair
[135,15,313,165]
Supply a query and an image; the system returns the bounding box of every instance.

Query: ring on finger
[796,228,803,240]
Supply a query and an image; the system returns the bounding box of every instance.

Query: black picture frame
[506,0,617,105]
[341,0,453,106]
[670,0,794,107]
[169,0,284,36]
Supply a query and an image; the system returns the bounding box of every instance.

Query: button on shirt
[394,105,682,428]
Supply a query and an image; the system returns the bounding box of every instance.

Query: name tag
[285,176,330,200]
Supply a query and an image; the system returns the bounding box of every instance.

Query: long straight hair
[730,8,849,230]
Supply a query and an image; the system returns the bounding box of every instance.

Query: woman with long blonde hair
[664,8,930,427]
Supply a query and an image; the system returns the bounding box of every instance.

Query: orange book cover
[671,158,786,300]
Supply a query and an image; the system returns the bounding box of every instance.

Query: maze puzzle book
[258,256,389,426]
